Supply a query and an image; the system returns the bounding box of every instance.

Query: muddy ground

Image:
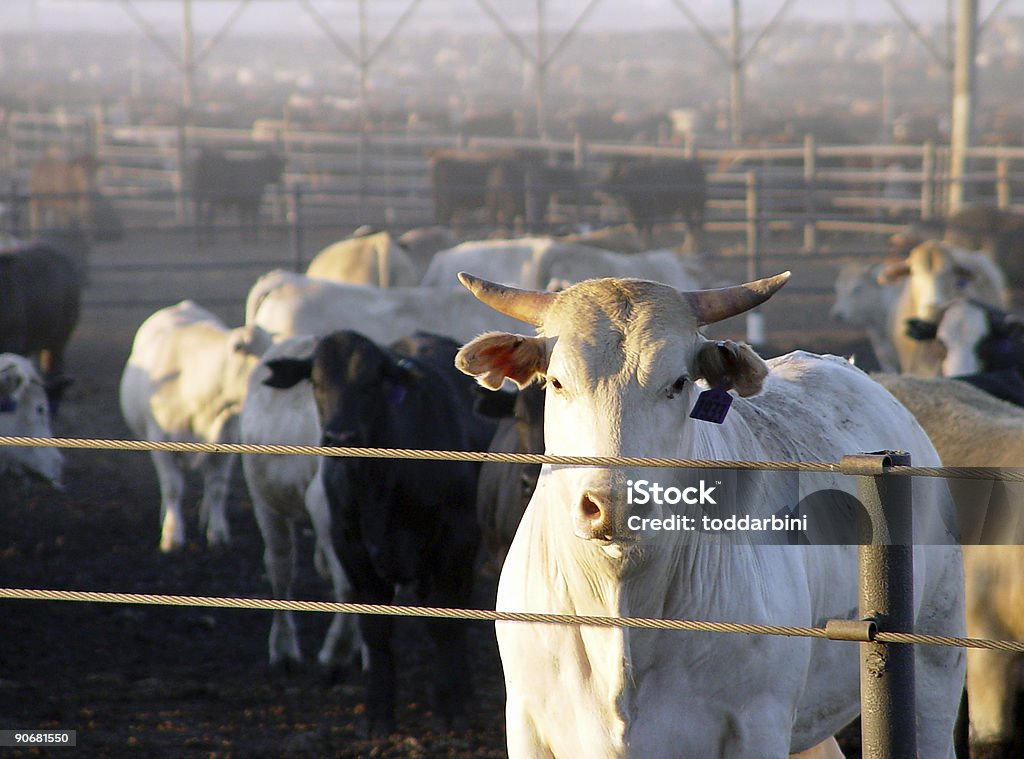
[0,222,903,758]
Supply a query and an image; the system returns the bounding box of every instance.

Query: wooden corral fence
[5,109,1024,243]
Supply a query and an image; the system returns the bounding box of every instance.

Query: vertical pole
[177,0,195,226]
[358,0,370,221]
[949,0,977,211]
[802,134,817,252]
[745,170,764,345]
[920,141,936,220]
[842,452,918,759]
[536,0,549,139]
[729,0,744,145]
[996,156,1010,209]
[290,184,305,272]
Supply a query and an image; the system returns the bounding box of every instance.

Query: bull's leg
[251,497,302,668]
[358,599,397,736]
[425,616,471,732]
[966,647,1018,750]
[150,449,187,552]
[505,697,556,759]
[198,452,235,546]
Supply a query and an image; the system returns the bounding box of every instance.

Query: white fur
[119,300,271,552]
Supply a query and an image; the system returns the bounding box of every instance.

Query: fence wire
[2,435,1024,482]
[2,434,1023,655]
[2,588,1023,653]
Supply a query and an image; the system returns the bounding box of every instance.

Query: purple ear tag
[689,385,732,424]
[0,396,16,414]
[386,385,407,406]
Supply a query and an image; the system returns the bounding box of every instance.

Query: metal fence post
[802,134,817,252]
[290,183,305,272]
[841,451,917,759]
[745,170,764,345]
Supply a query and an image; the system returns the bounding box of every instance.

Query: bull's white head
[455,272,788,548]
[878,240,974,324]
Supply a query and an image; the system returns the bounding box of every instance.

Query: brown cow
[28,150,99,235]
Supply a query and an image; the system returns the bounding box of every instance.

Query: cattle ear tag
[689,385,732,424]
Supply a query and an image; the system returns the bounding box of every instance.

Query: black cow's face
[312,331,414,448]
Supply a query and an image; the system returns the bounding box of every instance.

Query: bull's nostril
[581,492,601,518]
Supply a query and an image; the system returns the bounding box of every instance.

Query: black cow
[190,147,286,244]
[429,149,499,229]
[601,158,707,248]
[388,331,497,454]
[0,238,82,411]
[263,330,480,735]
[429,149,575,232]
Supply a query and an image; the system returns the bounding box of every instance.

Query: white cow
[874,374,1024,754]
[878,240,1008,375]
[519,244,707,291]
[245,269,527,344]
[455,273,964,758]
[829,261,901,372]
[0,353,62,487]
[119,300,272,552]
[306,231,418,288]
[420,237,605,288]
[240,335,361,670]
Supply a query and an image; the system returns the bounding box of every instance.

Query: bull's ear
[692,339,768,397]
[263,357,313,389]
[877,261,911,285]
[456,332,548,390]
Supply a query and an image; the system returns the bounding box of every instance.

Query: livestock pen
[0,220,1022,757]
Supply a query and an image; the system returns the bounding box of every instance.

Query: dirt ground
[0,223,888,758]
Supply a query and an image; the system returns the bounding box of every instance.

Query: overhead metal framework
[34,0,1021,212]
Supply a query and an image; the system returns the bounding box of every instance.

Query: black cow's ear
[263,357,314,389]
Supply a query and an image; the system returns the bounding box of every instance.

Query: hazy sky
[0,0,989,36]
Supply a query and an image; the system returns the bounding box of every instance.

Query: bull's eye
[548,377,563,392]
[665,376,688,399]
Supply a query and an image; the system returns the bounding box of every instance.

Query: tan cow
[874,373,1024,756]
[28,150,99,234]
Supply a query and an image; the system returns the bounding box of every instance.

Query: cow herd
[4,199,1024,757]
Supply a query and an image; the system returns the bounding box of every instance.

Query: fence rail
[6,110,1024,240]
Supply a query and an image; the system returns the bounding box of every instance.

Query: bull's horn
[683,271,791,326]
[458,272,556,326]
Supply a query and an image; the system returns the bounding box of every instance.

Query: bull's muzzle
[576,488,615,543]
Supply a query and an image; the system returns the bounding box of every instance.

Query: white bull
[0,352,62,487]
[420,237,606,288]
[240,335,360,670]
[119,300,272,552]
[878,240,1008,375]
[245,269,527,343]
[519,244,707,292]
[306,231,418,288]
[455,272,965,758]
